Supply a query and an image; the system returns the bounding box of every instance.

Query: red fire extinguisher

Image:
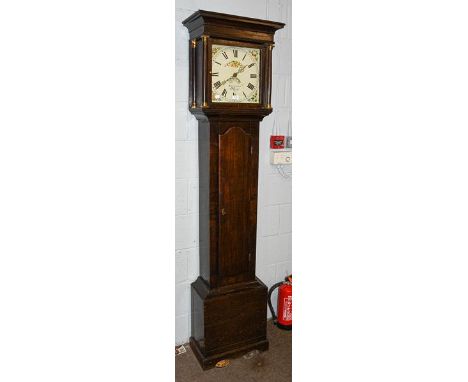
[268,275,292,330]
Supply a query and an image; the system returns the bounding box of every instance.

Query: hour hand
[231,65,247,79]
[235,64,248,75]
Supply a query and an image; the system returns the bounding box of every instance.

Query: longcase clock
[182,10,284,370]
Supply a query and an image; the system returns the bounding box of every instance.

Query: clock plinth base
[190,277,269,370]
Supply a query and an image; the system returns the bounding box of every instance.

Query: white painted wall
[175,0,292,345]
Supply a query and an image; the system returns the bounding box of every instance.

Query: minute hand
[218,77,232,86]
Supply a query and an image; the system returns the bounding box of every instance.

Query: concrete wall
[175,0,292,345]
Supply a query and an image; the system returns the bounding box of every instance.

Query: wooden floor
[175,320,292,382]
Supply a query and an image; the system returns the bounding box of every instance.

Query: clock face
[211,44,260,104]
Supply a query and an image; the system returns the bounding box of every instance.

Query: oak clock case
[182,10,284,370]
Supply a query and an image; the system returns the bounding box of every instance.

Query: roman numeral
[242,53,247,61]
[214,61,221,65]
[222,51,228,59]
[233,49,238,58]
[250,74,257,78]
[243,91,247,98]
[248,63,255,68]
[221,89,227,97]
[247,83,255,90]
[213,81,221,89]
[212,72,219,76]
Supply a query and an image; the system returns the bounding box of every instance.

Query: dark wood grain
[183,10,284,43]
[190,277,268,369]
[183,10,284,370]
[218,126,251,278]
[197,119,211,282]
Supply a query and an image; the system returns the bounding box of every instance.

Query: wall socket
[270,150,292,165]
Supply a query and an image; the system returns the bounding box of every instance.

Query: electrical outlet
[270,150,292,165]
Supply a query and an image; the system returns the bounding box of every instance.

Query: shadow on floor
[175,320,291,382]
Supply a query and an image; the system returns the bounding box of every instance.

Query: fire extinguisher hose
[267,281,284,323]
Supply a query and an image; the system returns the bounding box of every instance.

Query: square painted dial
[211,44,260,103]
